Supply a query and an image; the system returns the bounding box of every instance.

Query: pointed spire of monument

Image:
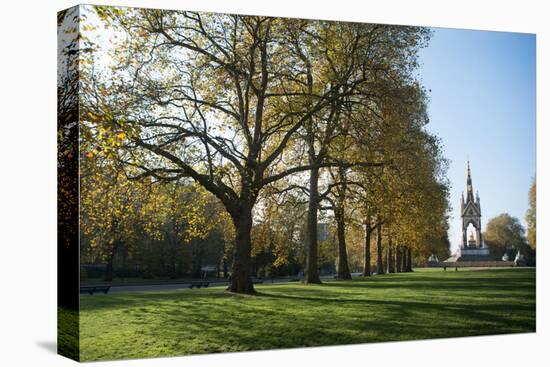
[466,160,474,202]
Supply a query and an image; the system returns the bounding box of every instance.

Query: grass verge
[79,268,535,361]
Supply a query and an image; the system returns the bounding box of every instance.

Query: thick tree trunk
[305,166,322,284]
[335,208,352,280]
[402,246,408,272]
[363,222,372,276]
[302,62,322,285]
[387,237,395,273]
[395,244,402,273]
[404,247,413,272]
[228,203,255,294]
[376,221,385,275]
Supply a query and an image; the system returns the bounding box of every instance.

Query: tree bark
[305,166,322,284]
[401,247,409,272]
[376,220,385,275]
[228,202,255,293]
[395,244,402,273]
[386,236,395,274]
[363,222,372,276]
[335,207,352,280]
[404,247,413,272]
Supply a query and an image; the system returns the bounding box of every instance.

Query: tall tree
[323,167,353,280]
[363,216,374,276]
[386,234,395,274]
[86,10,380,292]
[484,213,528,258]
[82,7,434,291]
[375,219,385,274]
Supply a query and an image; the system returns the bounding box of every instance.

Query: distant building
[443,161,509,265]
[460,162,485,247]
[456,161,490,258]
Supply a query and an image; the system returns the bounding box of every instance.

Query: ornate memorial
[442,161,507,266]
[457,161,490,258]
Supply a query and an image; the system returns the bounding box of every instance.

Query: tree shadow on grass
[78,270,536,361]
[86,290,533,360]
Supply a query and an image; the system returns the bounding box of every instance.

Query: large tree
[84,9,385,293]
[276,22,431,283]
[484,213,528,258]
[80,6,437,292]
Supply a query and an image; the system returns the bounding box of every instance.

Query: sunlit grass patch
[79,268,535,361]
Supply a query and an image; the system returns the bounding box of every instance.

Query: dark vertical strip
[57,5,81,361]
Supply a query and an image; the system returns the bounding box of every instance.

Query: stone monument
[455,161,490,259]
[442,161,511,267]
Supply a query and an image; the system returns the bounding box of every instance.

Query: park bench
[188,281,210,289]
[80,285,111,295]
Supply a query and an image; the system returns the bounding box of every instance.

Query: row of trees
[79,160,233,280]
[63,6,451,293]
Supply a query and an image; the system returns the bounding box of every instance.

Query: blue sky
[418,27,536,251]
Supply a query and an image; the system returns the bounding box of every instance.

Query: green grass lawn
[78,268,535,361]
[58,307,79,360]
